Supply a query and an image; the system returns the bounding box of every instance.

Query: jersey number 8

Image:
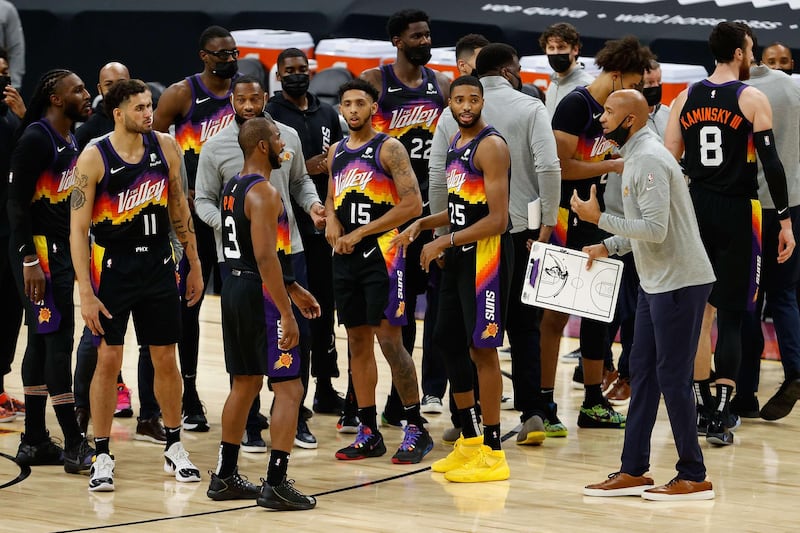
[699,125,723,167]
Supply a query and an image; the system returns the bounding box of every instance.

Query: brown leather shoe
[642,478,715,501]
[607,378,631,406]
[584,472,655,496]
[602,368,619,394]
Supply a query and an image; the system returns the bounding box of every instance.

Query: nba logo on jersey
[149,153,162,167]
[426,82,437,95]
[364,147,374,159]
[711,90,717,99]
[461,148,471,161]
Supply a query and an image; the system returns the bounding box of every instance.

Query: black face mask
[547,53,572,74]
[605,116,632,148]
[781,68,794,76]
[504,68,522,91]
[405,44,432,66]
[642,85,662,107]
[213,60,238,79]
[281,73,310,97]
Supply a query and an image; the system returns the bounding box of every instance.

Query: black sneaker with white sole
[15,433,64,466]
[64,437,95,474]
[257,478,316,511]
[294,419,318,449]
[706,411,735,446]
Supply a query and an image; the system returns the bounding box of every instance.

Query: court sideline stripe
[0,452,30,489]
[54,429,519,532]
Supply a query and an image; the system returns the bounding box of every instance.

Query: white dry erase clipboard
[521,242,624,323]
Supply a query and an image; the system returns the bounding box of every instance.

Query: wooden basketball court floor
[2,295,799,532]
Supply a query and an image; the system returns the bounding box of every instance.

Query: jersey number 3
[223,216,241,259]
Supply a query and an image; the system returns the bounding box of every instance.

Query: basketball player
[326,79,432,463]
[544,36,653,432]
[664,22,795,445]
[361,9,450,421]
[7,69,95,473]
[578,89,716,501]
[393,75,513,482]
[70,79,204,491]
[154,25,240,431]
[208,117,318,510]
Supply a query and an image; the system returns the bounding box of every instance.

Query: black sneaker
[706,411,735,446]
[257,478,316,511]
[577,402,626,429]
[294,419,318,449]
[335,425,386,460]
[182,401,209,432]
[241,429,268,453]
[300,405,313,421]
[207,470,260,501]
[730,394,760,419]
[760,378,800,421]
[391,424,433,464]
[572,364,584,389]
[135,416,167,444]
[256,412,270,430]
[696,406,711,436]
[64,437,95,474]
[336,413,360,434]
[313,382,345,415]
[15,433,64,466]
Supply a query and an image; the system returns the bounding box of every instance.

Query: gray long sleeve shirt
[429,76,561,235]
[745,64,800,209]
[545,65,594,118]
[0,1,23,87]
[194,117,321,261]
[600,128,715,294]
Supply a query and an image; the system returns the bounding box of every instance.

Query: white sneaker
[89,453,115,492]
[164,442,201,482]
[500,395,514,410]
[421,395,444,414]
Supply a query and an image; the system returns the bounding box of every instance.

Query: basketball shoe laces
[353,426,375,448]
[398,424,421,451]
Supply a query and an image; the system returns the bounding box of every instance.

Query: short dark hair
[538,23,581,53]
[709,22,752,63]
[455,34,490,60]
[238,116,276,157]
[232,75,265,92]
[646,59,661,73]
[386,9,429,40]
[594,36,654,75]
[277,47,308,68]
[199,25,232,50]
[475,43,518,77]
[104,79,149,116]
[450,75,483,95]
[338,78,379,103]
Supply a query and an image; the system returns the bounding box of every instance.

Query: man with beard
[76,62,129,150]
[577,90,716,501]
[393,75,513,481]
[360,9,450,422]
[326,79,432,464]
[70,79,204,491]
[7,69,95,473]
[266,47,348,424]
[195,75,324,451]
[208,116,319,510]
[153,26,240,433]
[665,22,795,446]
[761,42,794,76]
[539,22,594,118]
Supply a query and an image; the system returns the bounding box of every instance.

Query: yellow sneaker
[431,435,483,473]
[444,445,510,483]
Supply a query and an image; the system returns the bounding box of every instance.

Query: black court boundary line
[54,429,519,532]
[0,451,30,489]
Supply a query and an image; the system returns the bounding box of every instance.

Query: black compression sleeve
[754,129,790,219]
[8,126,52,257]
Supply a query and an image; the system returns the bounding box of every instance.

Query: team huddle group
[3,6,800,510]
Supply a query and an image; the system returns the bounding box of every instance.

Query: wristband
[450,232,456,247]
[23,258,40,267]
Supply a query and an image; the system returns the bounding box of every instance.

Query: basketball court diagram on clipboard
[521,242,624,322]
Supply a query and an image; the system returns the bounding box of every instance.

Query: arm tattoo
[386,142,419,198]
[70,172,89,210]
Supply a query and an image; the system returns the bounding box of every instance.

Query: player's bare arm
[161,133,204,305]
[324,141,344,249]
[664,88,688,161]
[359,68,383,94]
[152,80,191,132]
[248,181,299,350]
[69,146,112,335]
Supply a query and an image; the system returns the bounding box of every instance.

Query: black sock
[183,375,198,399]
[216,441,240,479]
[483,423,502,450]
[316,377,332,390]
[165,425,181,449]
[95,437,110,456]
[540,388,554,405]
[458,406,482,438]
[116,373,124,385]
[358,405,378,432]
[583,384,604,408]
[23,392,48,444]
[266,450,290,486]
[0,374,5,392]
[53,402,83,449]
[402,403,425,427]
[695,378,716,411]
[715,384,734,414]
